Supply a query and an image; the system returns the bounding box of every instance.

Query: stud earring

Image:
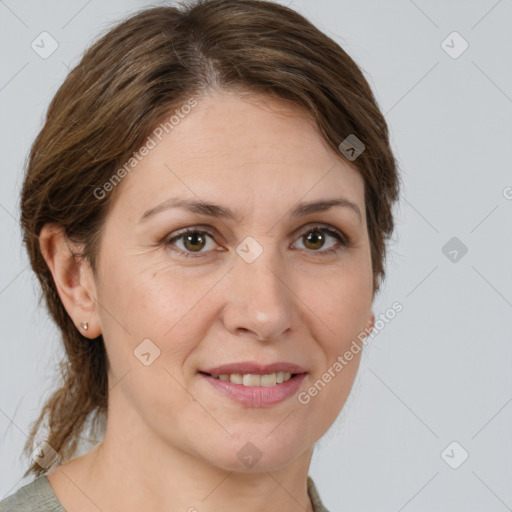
[80,322,89,331]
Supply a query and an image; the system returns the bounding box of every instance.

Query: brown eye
[302,229,326,250]
[292,225,347,255]
[166,224,347,259]
[166,229,218,258]
[182,232,207,252]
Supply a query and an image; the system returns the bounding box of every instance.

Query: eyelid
[167,222,349,243]
[291,222,349,244]
[164,222,351,258]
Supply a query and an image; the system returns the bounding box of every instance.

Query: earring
[80,322,89,331]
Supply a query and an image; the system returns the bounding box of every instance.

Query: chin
[198,427,312,473]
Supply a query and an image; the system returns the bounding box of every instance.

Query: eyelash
[164,224,350,259]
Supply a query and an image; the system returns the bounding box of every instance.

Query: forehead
[109,91,365,221]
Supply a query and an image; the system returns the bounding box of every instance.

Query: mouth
[198,370,302,386]
[197,361,308,407]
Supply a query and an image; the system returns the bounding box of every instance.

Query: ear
[38,223,102,339]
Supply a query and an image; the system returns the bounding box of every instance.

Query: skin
[39,89,375,512]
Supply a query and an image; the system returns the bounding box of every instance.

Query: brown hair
[20,0,400,477]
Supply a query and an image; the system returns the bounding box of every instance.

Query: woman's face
[88,90,374,472]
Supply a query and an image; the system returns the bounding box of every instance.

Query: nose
[220,245,295,341]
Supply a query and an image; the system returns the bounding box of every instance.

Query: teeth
[210,372,293,386]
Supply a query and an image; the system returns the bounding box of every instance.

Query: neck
[57,393,315,512]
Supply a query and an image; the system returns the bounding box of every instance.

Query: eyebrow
[138,196,362,224]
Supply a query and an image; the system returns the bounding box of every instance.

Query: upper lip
[200,362,307,375]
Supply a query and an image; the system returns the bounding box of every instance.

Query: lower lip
[199,373,308,407]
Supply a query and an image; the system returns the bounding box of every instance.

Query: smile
[199,372,308,407]
[201,371,295,386]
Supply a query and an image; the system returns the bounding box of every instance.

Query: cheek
[300,267,371,429]
[96,253,218,375]
[94,261,202,414]
[308,259,373,340]
[99,250,189,331]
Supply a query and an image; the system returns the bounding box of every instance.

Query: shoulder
[0,476,64,512]
[2,473,327,512]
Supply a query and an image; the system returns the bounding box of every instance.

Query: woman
[1,0,399,510]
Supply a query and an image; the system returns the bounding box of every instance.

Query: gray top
[0,474,330,511]
[0,476,63,512]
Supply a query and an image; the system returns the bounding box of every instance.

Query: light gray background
[1,0,511,510]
